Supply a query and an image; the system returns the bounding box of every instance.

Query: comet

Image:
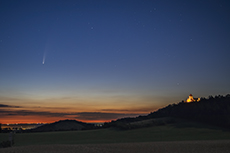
[42,51,46,64]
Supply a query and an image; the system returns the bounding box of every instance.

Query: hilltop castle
[186,94,200,102]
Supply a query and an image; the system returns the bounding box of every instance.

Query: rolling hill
[29,120,95,132]
[104,94,230,129]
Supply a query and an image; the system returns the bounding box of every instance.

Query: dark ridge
[28,119,95,132]
[103,94,230,130]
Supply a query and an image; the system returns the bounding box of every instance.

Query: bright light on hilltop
[186,94,200,102]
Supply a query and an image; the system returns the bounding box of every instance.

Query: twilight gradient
[0,0,230,123]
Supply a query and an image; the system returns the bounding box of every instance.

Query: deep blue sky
[0,0,230,123]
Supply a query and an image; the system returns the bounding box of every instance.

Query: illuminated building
[186,94,200,102]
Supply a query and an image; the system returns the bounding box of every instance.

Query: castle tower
[187,94,194,102]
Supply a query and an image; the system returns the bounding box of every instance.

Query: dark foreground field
[1,121,230,152]
[1,121,230,146]
[1,140,230,153]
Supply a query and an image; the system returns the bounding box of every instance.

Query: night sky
[1,0,230,124]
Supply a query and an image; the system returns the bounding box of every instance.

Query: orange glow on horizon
[0,116,113,124]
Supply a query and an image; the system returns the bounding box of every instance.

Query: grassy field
[1,140,230,153]
[1,121,230,147]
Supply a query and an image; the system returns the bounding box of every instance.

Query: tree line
[104,94,230,129]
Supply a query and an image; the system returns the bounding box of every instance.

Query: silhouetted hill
[104,94,230,129]
[29,120,95,132]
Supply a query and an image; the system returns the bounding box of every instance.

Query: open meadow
[1,121,230,152]
[1,140,230,153]
[1,122,230,146]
